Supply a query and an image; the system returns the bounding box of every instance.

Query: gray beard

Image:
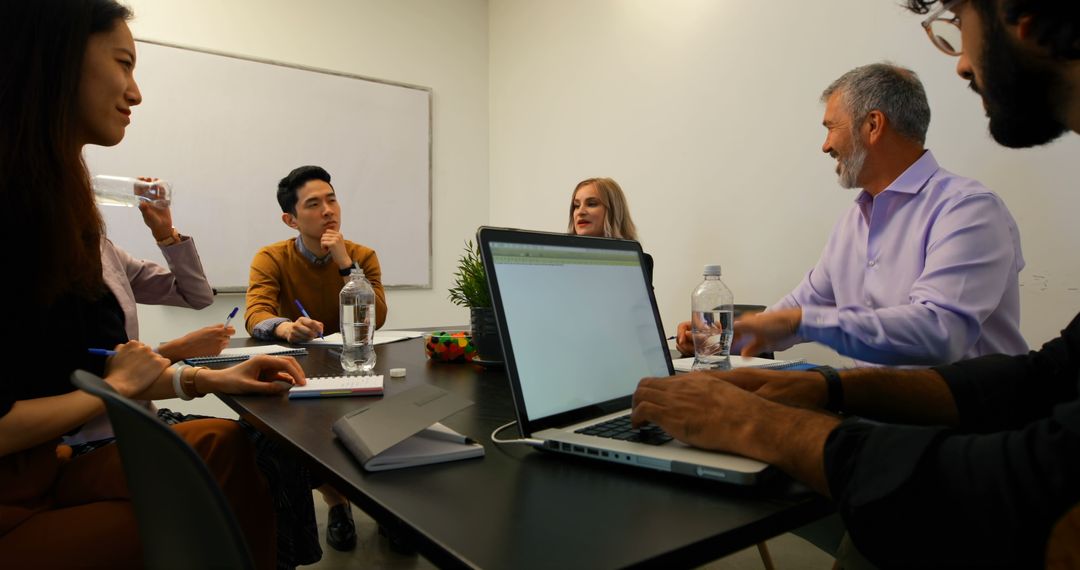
[837,139,868,189]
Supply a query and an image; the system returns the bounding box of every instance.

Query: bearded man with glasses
[631,1,1080,567]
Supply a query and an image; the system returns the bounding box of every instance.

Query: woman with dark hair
[0,2,306,567]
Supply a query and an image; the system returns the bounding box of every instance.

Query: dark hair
[904,0,1079,59]
[277,165,333,214]
[0,0,133,303]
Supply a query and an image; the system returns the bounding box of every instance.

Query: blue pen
[88,347,159,356]
[223,306,239,329]
[294,299,324,339]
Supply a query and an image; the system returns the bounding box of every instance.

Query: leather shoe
[378,524,417,555]
[326,504,357,551]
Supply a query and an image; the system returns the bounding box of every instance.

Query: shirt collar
[854,149,939,205]
[294,236,332,265]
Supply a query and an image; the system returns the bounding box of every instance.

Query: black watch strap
[811,365,844,414]
[339,263,356,276]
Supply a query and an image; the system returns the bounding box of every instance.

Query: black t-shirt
[824,312,1080,567]
[0,290,128,417]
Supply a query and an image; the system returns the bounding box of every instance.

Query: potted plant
[448,241,501,362]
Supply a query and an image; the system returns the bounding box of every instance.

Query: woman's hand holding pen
[157,324,236,362]
[104,341,171,398]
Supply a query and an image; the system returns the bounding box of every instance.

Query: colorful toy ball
[424,331,477,363]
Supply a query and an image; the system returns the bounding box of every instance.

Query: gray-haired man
[636,5,1080,565]
[679,62,1027,367]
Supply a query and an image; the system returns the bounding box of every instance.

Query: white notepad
[672,355,807,373]
[287,375,384,399]
[304,331,425,346]
[220,344,300,356]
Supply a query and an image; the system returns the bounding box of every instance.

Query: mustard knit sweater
[245,238,387,335]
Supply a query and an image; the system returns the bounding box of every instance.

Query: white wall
[489,0,1080,366]
[124,0,1080,370]
[122,0,489,347]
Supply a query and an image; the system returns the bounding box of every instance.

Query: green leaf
[447,240,491,308]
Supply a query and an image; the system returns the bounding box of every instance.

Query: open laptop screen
[488,239,671,421]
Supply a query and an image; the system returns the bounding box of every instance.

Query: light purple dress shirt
[772,150,1027,367]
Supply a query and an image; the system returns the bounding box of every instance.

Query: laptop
[477,227,770,485]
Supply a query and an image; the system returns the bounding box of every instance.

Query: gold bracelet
[182,366,207,398]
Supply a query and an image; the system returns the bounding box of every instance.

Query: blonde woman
[568,177,638,239]
[568,177,653,284]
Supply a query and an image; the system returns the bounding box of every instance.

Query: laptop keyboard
[574,415,673,445]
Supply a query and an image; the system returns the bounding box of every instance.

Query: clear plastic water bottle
[339,269,376,374]
[691,264,735,371]
[92,175,172,208]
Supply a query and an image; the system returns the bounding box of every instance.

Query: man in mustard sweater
[245,165,390,552]
[246,165,388,343]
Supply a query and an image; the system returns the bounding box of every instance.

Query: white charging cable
[489,420,543,447]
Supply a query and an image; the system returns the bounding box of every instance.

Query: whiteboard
[85,40,431,291]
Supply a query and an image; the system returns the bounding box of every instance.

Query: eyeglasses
[921,0,963,56]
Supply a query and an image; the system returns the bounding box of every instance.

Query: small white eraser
[389,368,406,378]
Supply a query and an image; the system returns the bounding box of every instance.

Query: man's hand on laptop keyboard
[631,371,769,453]
[715,368,828,409]
[630,370,841,491]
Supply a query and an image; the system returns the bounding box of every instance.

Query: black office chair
[71,370,254,570]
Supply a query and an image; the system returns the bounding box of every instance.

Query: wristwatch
[339,262,356,276]
[810,365,844,414]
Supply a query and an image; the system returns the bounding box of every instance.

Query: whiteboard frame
[136,38,433,293]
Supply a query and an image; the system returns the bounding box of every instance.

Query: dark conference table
[216,336,833,569]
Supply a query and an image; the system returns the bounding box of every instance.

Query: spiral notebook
[184,345,308,365]
[287,374,384,399]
